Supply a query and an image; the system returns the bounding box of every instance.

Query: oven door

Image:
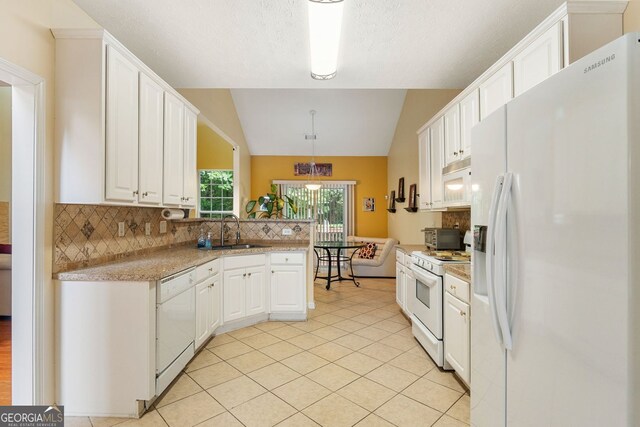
[410,264,443,339]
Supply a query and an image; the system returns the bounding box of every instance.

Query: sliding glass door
[276,181,354,242]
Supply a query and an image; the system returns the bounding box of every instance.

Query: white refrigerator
[471,33,640,427]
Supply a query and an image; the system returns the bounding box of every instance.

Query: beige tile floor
[66,278,470,427]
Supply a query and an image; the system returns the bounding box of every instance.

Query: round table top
[314,241,365,249]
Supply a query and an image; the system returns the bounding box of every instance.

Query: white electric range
[409,250,470,368]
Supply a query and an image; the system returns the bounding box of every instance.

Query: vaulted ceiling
[72,0,566,154]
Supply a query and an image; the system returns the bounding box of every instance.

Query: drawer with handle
[196,259,220,282]
[270,252,305,265]
[445,273,470,304]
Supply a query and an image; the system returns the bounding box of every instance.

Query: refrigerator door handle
[494,172,514,350]
[486,174,505,345]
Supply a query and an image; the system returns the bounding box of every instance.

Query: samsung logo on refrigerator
[584,54,616,73]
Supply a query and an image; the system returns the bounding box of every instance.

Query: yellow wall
[178,89,251,207]
[387,90,461,244]
[625,0,640,33]
[197,124,234,170]
[251,156,388,238]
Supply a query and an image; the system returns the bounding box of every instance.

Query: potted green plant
[245,184,298,219]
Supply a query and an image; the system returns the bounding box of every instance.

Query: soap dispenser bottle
[197,227,206,249]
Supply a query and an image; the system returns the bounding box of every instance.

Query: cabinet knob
[209,268,213,272]
[451,285,456,291]
[285,258,289,262]
[142,192,148,197]
[248,273,252,277]
[453,151,459,155]
[459,149,464,154]
[272,270,275,274]
[243,273,246,277]
[459,310,466,317]
[133,190,139,196]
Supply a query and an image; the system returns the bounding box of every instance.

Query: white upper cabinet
[514,22,563,97]
[53,29,199,206]
[480,62,513,120]
[418,129,431,210]
[443,105,461,166]
[182,108,198,207]
[430,117,445,209]
[138,73,164,205]
[459,89,479,160]
[163,93,185,206]
[105,46,139,203]
[415,2,624,211]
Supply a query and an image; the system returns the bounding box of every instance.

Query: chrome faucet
[221,214,241,246]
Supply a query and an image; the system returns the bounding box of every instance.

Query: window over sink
[199,170,234,219]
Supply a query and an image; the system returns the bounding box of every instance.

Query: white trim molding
[0,56,46,405]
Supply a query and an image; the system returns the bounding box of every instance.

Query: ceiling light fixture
[308,0,344,80]
[305,110,322,191]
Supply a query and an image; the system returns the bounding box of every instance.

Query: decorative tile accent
[53,204,312,273]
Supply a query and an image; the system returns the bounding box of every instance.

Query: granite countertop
[396,244,426,253]
[54,242,310,282]
[444,264,471,283]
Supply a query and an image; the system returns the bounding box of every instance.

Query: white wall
[0,86,10,202]
[0,0,100,403]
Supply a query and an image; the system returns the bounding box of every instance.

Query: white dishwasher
[156,267,196,395]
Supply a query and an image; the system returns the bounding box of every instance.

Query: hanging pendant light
[305,110,322,191]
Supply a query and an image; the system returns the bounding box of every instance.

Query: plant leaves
[258,196,265,205]
[266,201,274,216]
[290,202,298,214]
[247,212,256,219]
[277,199,285,210]
[245,200,257,213]
[271,184,278,194]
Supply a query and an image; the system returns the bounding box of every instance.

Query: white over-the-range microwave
[442,159,471,207]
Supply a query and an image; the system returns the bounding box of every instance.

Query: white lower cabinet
[195,273,221,349]
[270,252,307,319]
[195,259,221,349]
[222,255,267,323]
[444,273,470,386]
[395,261,405,308]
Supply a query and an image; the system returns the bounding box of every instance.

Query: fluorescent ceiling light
[308,0,344,80]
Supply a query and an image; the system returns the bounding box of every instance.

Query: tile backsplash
[442,210,471,233]
[53,204,312,273]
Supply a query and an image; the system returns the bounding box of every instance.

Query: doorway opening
[0,57,46,405]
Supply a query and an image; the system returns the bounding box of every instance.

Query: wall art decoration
[396,177,405,202]
[363,197,375,212]
[387,191,396,213]
[294,162,333,177]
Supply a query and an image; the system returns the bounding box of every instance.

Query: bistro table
[313,241,365,290]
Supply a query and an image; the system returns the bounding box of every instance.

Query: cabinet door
[182,108,198,207]
[418,129,431,209]
[163,92,185,206]
[223,269,245,322]
[270,265,305,313]
[105,45,139,202]
[209,274,221,332]
[245,266,267,317]
[444,292,470,385]
[444,105,461,166]
[395,263,404,307]
[459,89,479,160]
[513,22,563,97]
[138,74,164,205]
[480,62,513,120]
[430,117,445,209]
[195,281,210,349]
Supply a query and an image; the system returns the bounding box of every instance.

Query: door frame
[0,57,46,404]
